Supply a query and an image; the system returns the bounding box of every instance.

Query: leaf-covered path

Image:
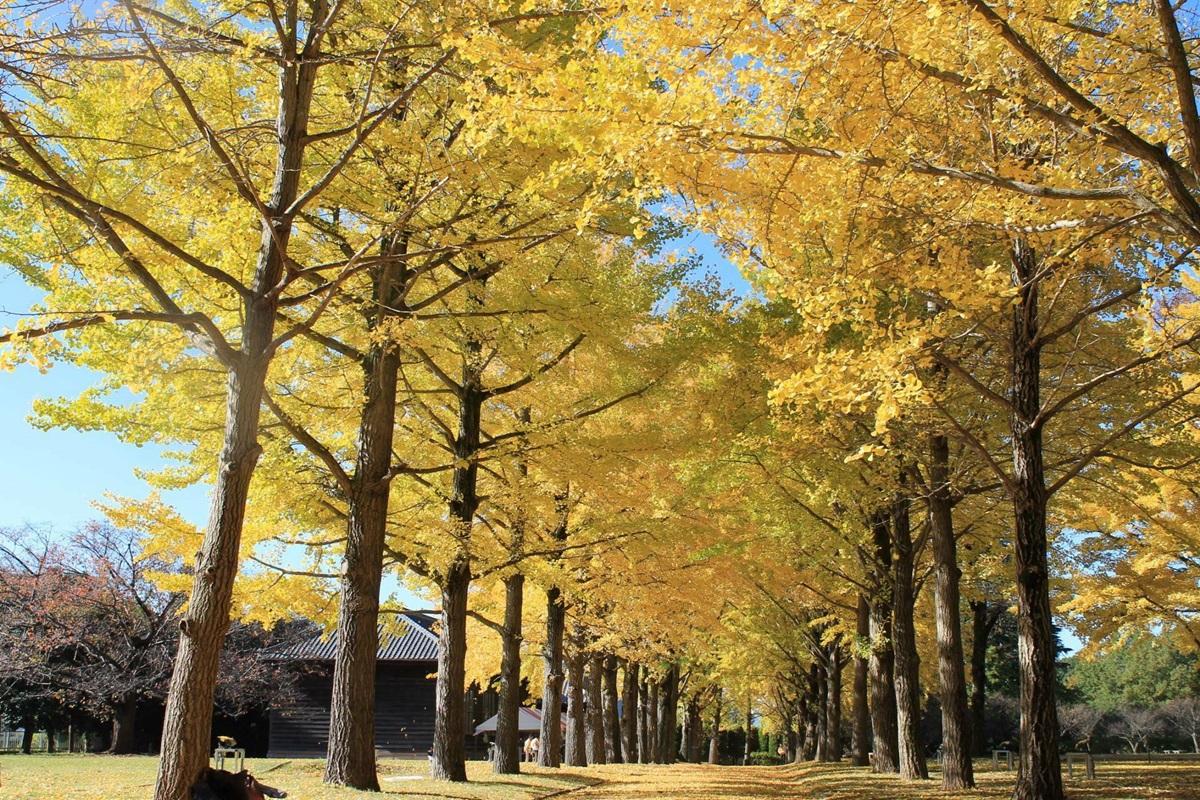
[567,763,803,800]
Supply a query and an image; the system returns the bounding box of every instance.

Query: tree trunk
[622,662,639,763]
[152,5,320,795]
[20,718,34,754]
[431,560,471,781]
[648,677,661,763]
[494,572,525,774]
[868,512,900,773]
[587,655,606,764]
[852,595,871,767]
[970,599,992,755]
[815,661,828,762]
[930,433,975,789]
[325,259,404,788]
[709,688,722,765]
[657,666,677,764]
[801,680,817,761]
[637,676,650,763]
[565,647,587,766]
[892,491,929,780]
[109,697,138,755]
[603,655,622,763]
[538,494,570,768]
[824,645,842,762]
[46,726,57,754]
[685,696,702,762]
[1009,237,1063,800]
[538,585,565,768]
[743,696,753,765]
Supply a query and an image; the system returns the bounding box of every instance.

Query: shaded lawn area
[1,755,1197,799]
[0,756,595,800]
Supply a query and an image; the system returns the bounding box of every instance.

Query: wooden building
[267,613,441,757]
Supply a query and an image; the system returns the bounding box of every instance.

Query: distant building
[265,613,496,758]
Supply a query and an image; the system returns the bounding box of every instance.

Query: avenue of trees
[4,3,1200,800]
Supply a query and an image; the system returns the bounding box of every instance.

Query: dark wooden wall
[269,662,437,756]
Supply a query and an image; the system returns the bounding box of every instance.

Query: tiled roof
[268,613,438,662]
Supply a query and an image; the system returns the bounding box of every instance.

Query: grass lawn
[0,755,1197,799]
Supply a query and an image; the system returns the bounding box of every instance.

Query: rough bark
[603,655,622,763]
[868,513,900,773]
[930,433,975,789]
[565,647,587,767]
[708,687,722,764]
[969,599,998,755]
[586,655,606,764]
[21,719,34,754]
[648,678,661,763]
[152,6,321,797]
[1009,237,1064,800]
[802,672,818,761]
[538,585,565,768]
[852,595,871,767]
[622,662,639,763]
[656,665,678,764]
[324,253,405,790]
[637,676,650,763]
[815,660,829,762]
[538,494,570,768]
[493,572,525,775]
[46,726,57,754]
[431,560,470,781]
[743,695,753,765]
[109,697,137,755]
[685,696,702,762]
[824,646,843,762]
[892,492,929,780]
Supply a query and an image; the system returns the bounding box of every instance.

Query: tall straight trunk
[793,691,805,764]
[648,678,661,762]
[637,676,650,763]
[431,560,470,781]
[538,494,570,768]
[708,688,722,764]
[892,492,929,780]
[657,666,678,764]
[431,294,487,783]
[743,696,753,765]
[802,672,818,760]
[151,5,329,796]
[622,662,638,762]
[603,655,622,763]
[1009,237,1063,800]
[685,696,702,762]
[852,595,871,767]
[969,600,993,756]
[325,253,406,790]
[930,433,974,789]
[815,661,829,762]
[109,697,137,755]
[824,646,843,762]
[587,655,606,764]
[565,647,587,766]
[868,513,900,773]
[493,572,525,774]
[538,585,565,767]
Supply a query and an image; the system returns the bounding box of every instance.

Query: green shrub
[747,751,780,766]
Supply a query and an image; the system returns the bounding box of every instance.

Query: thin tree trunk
[743,695,753,765]
[325,255,405,789]
[824,646,842,762]
[587,655,606,764]
[802,672,818,761]
[649,678,661,763]
[969,599,994,756]
[793,690,805,764]
[603,655,622,763]
[538,494,570,768]
[538,585,565,767]
[815,660,829,762]
[494,572,525,774]
[868,512,900,773]
[637,676,650,763]
[622,662,639,763]
[685,696,702,762]
[565,646,587,767]
[852,595,871,767]
[1009,237,1063,800]
[109,697,137,755]
[930,433,974,789]
[709,688,722,764]
[892,491,929,780]
[152,5,322,796]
